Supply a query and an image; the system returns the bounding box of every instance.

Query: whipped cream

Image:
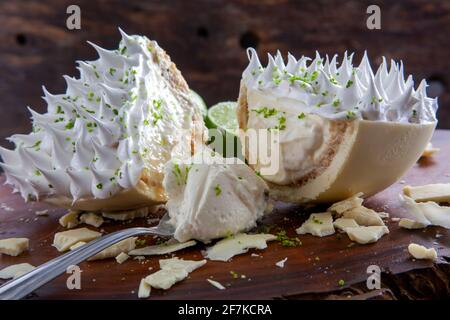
[242,49,438,123]
[163,149,269,242]
[0,29,197,202]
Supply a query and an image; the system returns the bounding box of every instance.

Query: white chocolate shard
[207,279,226,290]
[115,252,130,264]
[0,263,35,279]
[138,278,151,298]
[69,241,87,250]
[345,226,389,244]
[296,212,335,237]
[205,233,276,262]
[328,193,364,216]
[53,228,101,252]
[342,206,385,226]
[408,243,437,261]
[88,237,137,261]
[275,257,288,268]
[0,238,29,256]
[400,195,450,229]
[333,218,359,232]
[144,257,206,290]
[129,239,196,256]
[403,183,450,203]
[79,212,104,228]
[35,209,48,216]
[59,210,80,229]
[398,218,427,230]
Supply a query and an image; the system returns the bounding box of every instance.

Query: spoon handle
[0,227,156,300]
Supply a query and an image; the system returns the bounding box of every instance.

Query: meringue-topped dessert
[237,49,437,203]
[0,29,206,211]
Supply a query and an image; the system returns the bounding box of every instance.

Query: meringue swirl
[242,49,438,123]
[1,29,196,203]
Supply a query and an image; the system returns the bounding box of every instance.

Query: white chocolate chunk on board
[129,240,196,256]
[296,212,335,237]
[328,193,364,215]
[205,233,276,262]
[53,228,101,252]
[0,238,29,256]
[345,226,389,244]
[403,183,450,203]
[408,243,437,261]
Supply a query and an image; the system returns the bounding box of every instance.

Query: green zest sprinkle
[276,230,302,247]
[274,115,286,130]
[252,107,278,118]
[34,169,41,176]
[96,183,103,190]
[109,68,116,76]
[65,120,75,130]
[120,46,127,55]
[329,77,338,85]
[346,110,356,119]
[172,163,191,186]
[338,279,345,286]
[135,239,146,246]
[153,99,162,109]
[346,80,354,88]
[312,215,323,224]
[113,109,119,115]
[214,184,222,196]
[56,105,64,114]
[412,109,417,117]
[371,96,377,104]
[230,271,239,279]
[332,99,341,107]
[298,112,306,120]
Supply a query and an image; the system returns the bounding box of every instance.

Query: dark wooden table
[1,0,449,151]
[0,131,449,300]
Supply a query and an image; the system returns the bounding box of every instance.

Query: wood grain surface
[0,130,449,300]
[0,0,449,151]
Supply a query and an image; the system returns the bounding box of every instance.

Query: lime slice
[206,101,238,135]
[190,89,208,119]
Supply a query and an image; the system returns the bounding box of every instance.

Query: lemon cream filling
[0,29,205,208]
[163,149,269,242]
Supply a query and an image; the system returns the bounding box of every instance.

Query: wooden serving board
[1,131,449,300]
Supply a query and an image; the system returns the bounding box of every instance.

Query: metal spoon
[0,213,174,300]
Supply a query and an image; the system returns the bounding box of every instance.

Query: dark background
[0,0,449,148]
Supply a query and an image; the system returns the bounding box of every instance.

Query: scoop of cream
[163,149,270,242]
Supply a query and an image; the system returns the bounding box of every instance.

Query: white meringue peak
[242,48,438,123]
[1,29,196,203]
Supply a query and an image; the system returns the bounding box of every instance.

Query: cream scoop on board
[163,148,270,243]
[237,49,437,203]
